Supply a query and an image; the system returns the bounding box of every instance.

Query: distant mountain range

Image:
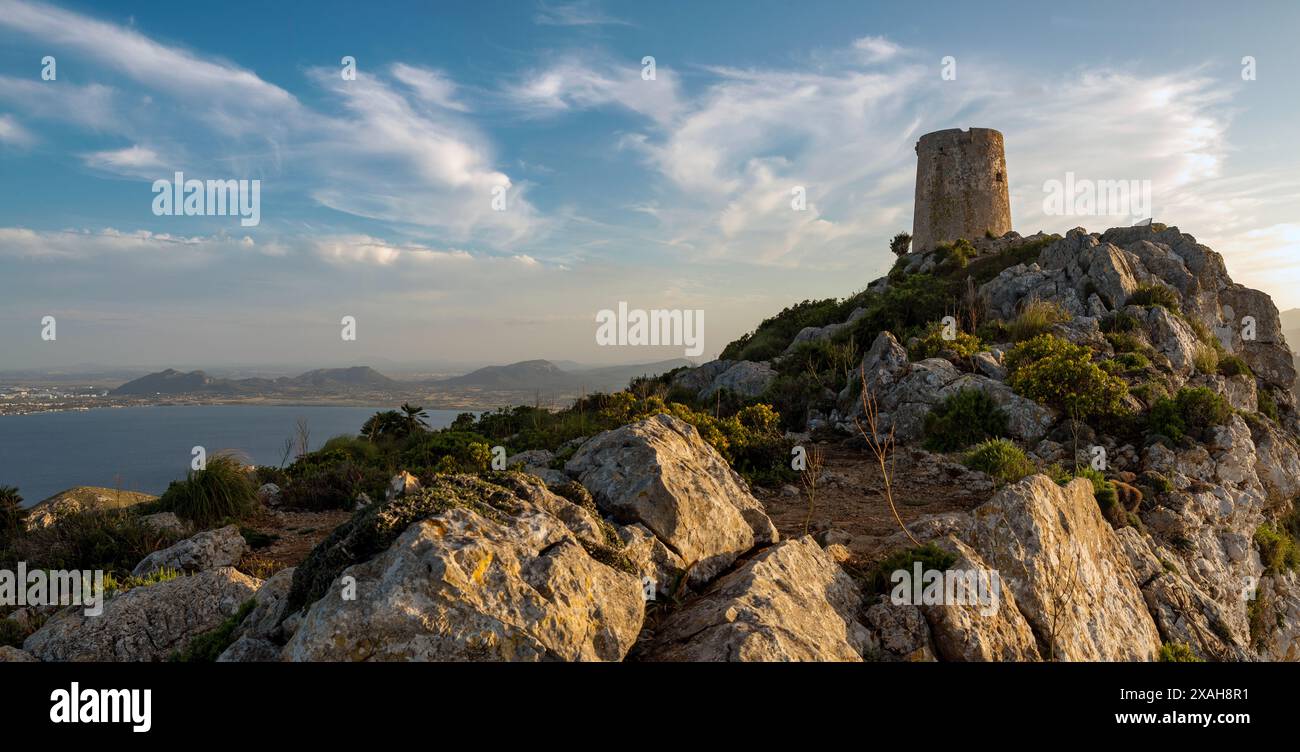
[112,366,400,396]
[436,358,692,392]
[111,359,693,398]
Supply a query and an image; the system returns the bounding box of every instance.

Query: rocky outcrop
[566,414,778,584]
[140,511,188,537]
[23,568,259,662]
[964,475,1162,660]
[783,307,867,355]
[700,360,777,399]
[0,646,37,662]
[283,505,643,662]
[920,536,1042,662]
[642,537,868,662]
[131,525,248,577]
[217,567,296,663]
[841,334,1055,443]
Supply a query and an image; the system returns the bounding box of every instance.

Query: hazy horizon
[4,0,1300,370]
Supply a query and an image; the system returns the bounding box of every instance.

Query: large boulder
[23,568,259,662]
[284,510,643,662]
[565,414,778,584]
[281,474,644,661]
[919,536,1042,661]
[963,475,1162,660]
[642,537,868,662]
[783,307,868,355]
[131,525,248,578]
[0,646,37,662]
[700,361,777,400]
[217,567,296,662]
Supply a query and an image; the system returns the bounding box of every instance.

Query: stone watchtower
[911,128,1011,252]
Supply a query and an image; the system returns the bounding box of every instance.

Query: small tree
[889,231,912,257]
[0,485,24,543]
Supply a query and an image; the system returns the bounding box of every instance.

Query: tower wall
[912,128,1011,252]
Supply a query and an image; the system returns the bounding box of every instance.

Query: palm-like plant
[400,403,430,434]
[0,485,25,540]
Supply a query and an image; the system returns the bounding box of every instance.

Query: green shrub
[963,439,1034,483]
[1158,642,1202,662]
[1005,334,1128,420]
[0,618,26,648]
[13,507,175,578]
[911,320,983,360]
[157,453,257,527]
[103,566,181,595]
[1192,342,1219,374]
[1256,523,1300,575]
[1075,466,1120,517]
[1008,299,1070,342]
[934,238,977,271]
[889,231,911,257]
[923,389,1009,451]
[1218,355,1253,378]
[1100,311,1141,333]
[1127,284,1180,312]
[1111,351,1150,373]
[1147,387,1232,443]
[1104,331,1147,354]
[1130,380,1169,408]
[0,486,22,545]
[281,460,387,512]
[869,543,959,595]
[720,297,857,362]
[1259,388,1280,422]
[171,598,256,662]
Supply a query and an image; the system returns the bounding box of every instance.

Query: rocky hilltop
[4,223,1298,662]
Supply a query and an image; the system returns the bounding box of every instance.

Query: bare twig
[852,368,919,547]
[800,444,825,535]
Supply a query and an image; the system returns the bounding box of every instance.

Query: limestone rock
[23,568,259,662]
[566,413,777,584]
[256,483,281,507]
[0,646,38,662]
[964,475,1161,660]
[919,536,1042,661]
[283,504,644,661]
[643,537,868,662]
[131,524,248,578]
[386,471,421,501]
[140,511,188,537]
[863,600,937,661]
[700,360,777,400]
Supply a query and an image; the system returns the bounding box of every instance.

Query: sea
[0,404,465,506]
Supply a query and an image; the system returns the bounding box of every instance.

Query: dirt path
[236,508,353,578]
[756,443,994,566]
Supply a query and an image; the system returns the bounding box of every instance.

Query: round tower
[911,127,1011,252]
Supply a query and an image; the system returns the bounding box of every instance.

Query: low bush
[910,320,983,360]
[1218,355,1253,378]
[1192,342,1219,375]
[963,439,1035,483]
[1104,331,1147,355]
[1259,388,1280,422]
[1100,311,1141,333]
[868,543,959,595]
[13,507,175,578]
[157,453,257,527]
[1007,299,1070,342]
[1147,387,1232,443]
[1256,523,1300,576]
[1127,284,1180,312]
[1158,642,1202,662]
[1005,334,1128,420]
[922,389,1009,451]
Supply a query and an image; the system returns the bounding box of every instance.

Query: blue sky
[2,0,1298,371]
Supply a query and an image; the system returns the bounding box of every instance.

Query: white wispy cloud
[0,113,34,145]
[534,1,629,27]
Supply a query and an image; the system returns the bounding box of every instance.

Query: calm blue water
[0,405,464,506]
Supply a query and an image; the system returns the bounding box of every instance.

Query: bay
[0,404,465,506]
